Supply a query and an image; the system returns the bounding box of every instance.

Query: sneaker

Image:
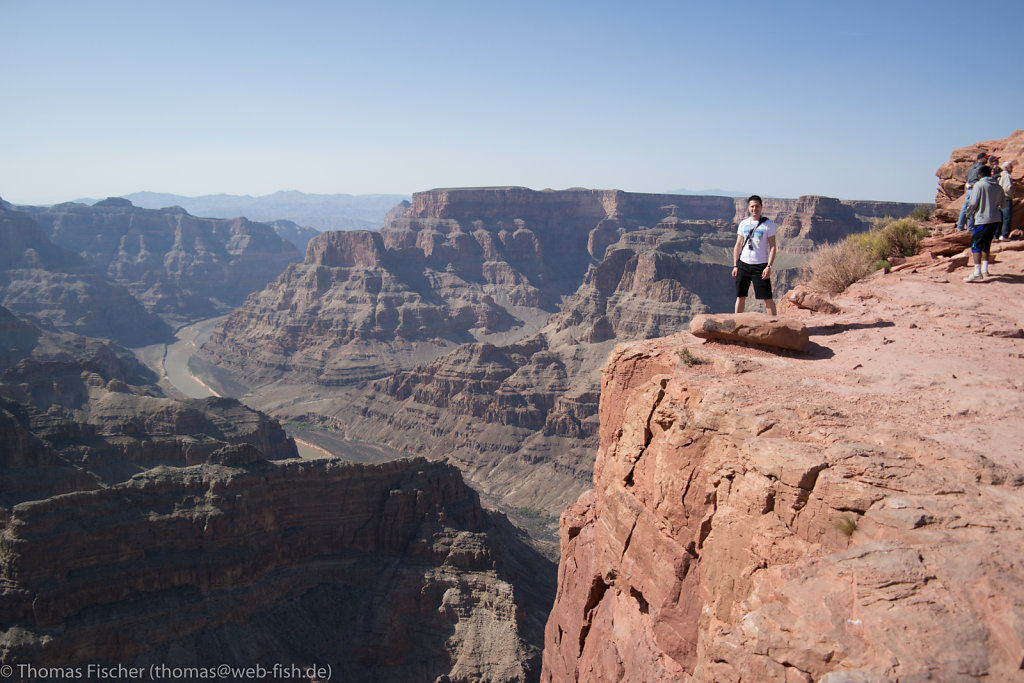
[964,272,984,282]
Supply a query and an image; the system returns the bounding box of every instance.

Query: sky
[3,0,1022,206]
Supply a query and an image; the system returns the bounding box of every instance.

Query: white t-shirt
[737,216,777,264]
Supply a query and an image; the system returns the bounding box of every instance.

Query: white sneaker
[964,272,984,282]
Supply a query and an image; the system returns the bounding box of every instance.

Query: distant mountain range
[72,190,411,232]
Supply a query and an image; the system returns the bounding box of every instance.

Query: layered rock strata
[0,454,553,682]
[542,248,1024,680]
[23,198,302,322]
[0,201,171,346]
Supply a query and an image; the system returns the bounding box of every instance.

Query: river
[135,317,336,461]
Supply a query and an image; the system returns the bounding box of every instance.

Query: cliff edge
[542,243,1024,680]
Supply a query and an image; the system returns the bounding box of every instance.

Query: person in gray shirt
[998,160,1014,240]
[963,164,1005,281]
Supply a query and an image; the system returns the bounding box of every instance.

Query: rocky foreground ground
[542,238,1024,680]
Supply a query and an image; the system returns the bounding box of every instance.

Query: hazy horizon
[4,1,1022,206]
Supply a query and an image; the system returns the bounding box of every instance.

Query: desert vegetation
[801,217,929,293]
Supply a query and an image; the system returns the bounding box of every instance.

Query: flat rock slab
[689,313,810,351]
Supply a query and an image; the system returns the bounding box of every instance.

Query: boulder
[784,287,843,314]
[689,313,810,351]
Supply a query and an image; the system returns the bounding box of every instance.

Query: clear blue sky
[3,0,1021,205]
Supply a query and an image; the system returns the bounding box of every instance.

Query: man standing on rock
[963,164,1005,281]
[732,194,778,315]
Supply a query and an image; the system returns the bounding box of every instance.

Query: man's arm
[731,234,744,277]
[762,235,777,279]
[965,186,980,221]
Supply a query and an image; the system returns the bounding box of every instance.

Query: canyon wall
[0,200,172,346]
[1,454,552,681]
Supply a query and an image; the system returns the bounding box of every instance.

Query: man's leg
[1002,200,1012,238]
[735,297,746,313]
[964,251,983,281]
[765,299,777,316]
[981,222,998,275]
[957,193,970,231]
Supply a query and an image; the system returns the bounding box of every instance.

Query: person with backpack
[732,194,778,314]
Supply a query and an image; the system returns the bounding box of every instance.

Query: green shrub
[910,204,934,222]
[884,217,929,256]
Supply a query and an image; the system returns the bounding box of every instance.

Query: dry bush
[802,218,929,294]
[800,241,873,294]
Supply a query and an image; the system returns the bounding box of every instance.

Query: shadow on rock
[807,320,896,336]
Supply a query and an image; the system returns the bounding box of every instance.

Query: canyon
[0,306,553,680]
[197,188,920,521]
[10,129,1020,679]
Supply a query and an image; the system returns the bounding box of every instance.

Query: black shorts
[736,260,773,300]
[971,222,999,253]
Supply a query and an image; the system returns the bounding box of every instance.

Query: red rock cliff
[542,245,1024,680]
